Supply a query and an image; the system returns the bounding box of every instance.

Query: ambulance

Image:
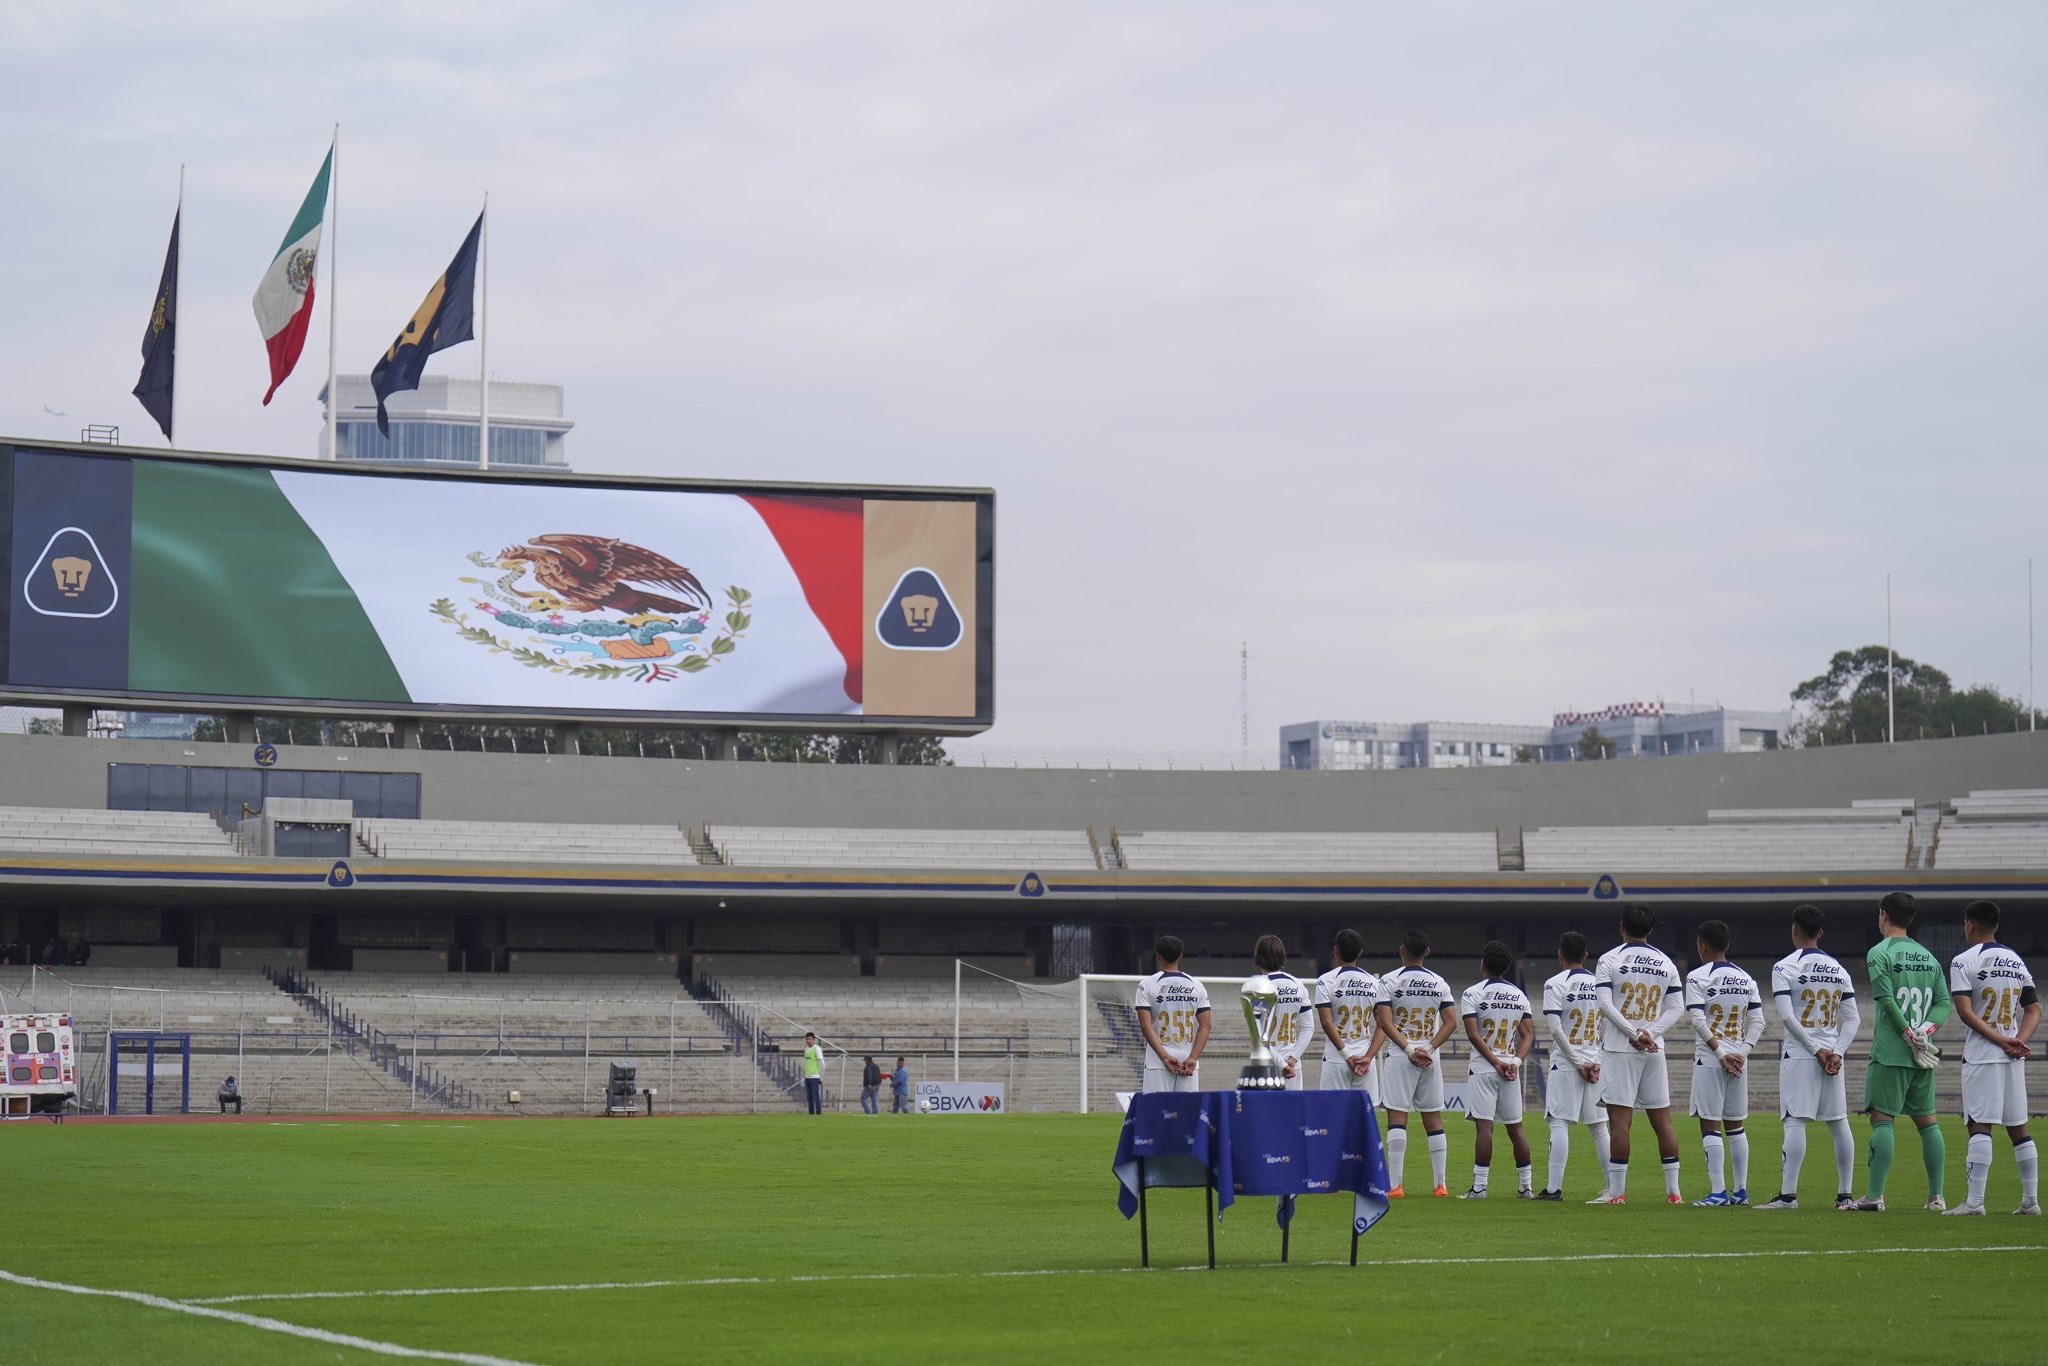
[1,1013,77,1121]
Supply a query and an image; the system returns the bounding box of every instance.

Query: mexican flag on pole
[251,144,333,404]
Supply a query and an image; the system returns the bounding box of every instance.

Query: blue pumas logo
[1017,871,1045,898]
[23,526,118,619]
[327,861,355,889]
[1592,874,1621,900]
[876,568,962,651]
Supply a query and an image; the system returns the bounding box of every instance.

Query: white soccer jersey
[1542,968,1602,1068]
[1313,964,1381,1063]
[1460,977,1532,1070]
[1950,942,2037,1066]
[1769,947,1856,1056]
[1684,961,1763,1059]
[1594,943,1682,1052]
[1133,970,1211,1066]
[1378,965,1455,1060]
[1265,970,1316,1070]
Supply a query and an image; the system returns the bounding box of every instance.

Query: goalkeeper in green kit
[1846,893,1953,1212]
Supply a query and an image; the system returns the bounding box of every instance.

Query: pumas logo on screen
[23,527,118,619]
[876,568,962,651]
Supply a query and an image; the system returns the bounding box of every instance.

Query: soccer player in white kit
[1459,941,1535,1199]
[1252,934,1316,1090]
[1684,920,1765,1206]
[1590,902,1686,1205]
[1757,904,1862,1211]
[1133,934,1211,1093]
[1314,928,1384,1096]
[1945,901,2041,1216]
[1375,930,1457,1198]
[1537,931,1610,1201]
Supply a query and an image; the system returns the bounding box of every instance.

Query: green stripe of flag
[273,146,333,259]
[128,461,410,703]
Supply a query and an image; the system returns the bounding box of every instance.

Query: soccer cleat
[1458,1188,1487,1199]
[1730,1189,1749,1207]
[1943,1201,1986,1216]
[1432,1185,1451,1199]
[1834,1194,1855,1210]
[1586,1192,1627,1205]
[1756,1195,1799,1211]
[2013,1202,2042,1216]
[1515,1188,1537,1200]
[1534,1189,1563,1202]
[1692,1191,1731,1207]
[1388,1186,1404,1199]
[1666,1192,1685,1205]
[1925,1197,1947,1213]
[1844,1197,1885,1212]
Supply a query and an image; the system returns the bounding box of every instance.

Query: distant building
[112,713,206,740]
[318,375,572,470]
[1280,701,1793,771]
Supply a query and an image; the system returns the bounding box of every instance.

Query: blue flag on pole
[370,211,481,436]
[132,204,179,440]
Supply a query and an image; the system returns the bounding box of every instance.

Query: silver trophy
[1237,973,1287,1091]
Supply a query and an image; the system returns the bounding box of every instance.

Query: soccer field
[2,1113,2041,1363]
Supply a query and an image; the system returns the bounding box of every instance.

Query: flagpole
[479,192,490,472]
[171,164,184,450]
[1886,573,1894,745]
[2030,557,2036,732]
[326,123,340,461]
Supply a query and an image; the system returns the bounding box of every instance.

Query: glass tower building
[318,375,573,470]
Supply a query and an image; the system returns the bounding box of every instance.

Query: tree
[1788,645,2039,745]
[1576,726,1616,761]
[1511,745,1541,765]
[25,716,60,736]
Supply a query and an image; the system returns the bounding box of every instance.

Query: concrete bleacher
[1932,787,2048,868]
[1116,830,1496,871]
[0,805,239,857]
[708,826,1099,870]
[354,818,700,864]
[1523,821,1910,871]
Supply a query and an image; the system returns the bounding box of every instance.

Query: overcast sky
[3,2,2044,752]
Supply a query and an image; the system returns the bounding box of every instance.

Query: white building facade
[1280,702,1793,771]
[318,375,573,470]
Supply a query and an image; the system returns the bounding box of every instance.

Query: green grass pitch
[2,1112,2041,1363]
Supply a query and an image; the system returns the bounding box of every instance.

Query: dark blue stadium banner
[0,441,994,732]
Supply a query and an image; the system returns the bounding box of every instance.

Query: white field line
[185,1243,2048,1306]
[0,1268,542,1366]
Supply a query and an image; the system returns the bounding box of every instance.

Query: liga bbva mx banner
[1,449,985,724]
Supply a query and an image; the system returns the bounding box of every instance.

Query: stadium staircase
[687,971,803,1105]
[1093,1000,1145,1083]
[265,967,478,1111]
[689,827,724,865]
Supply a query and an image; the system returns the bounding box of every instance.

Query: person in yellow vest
[802,1032,824,1115]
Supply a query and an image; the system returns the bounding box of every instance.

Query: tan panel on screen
[863,500,977,718]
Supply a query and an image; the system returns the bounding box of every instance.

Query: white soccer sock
[1702,1133,1726,1192]
[1547,1119,1571,1192]
[1606,1158,1627,1196]
[1592,1121,1612,1169]
[1828,1119,1856,1196]
[1662,1156,1682,1198]
[1517,1162,1533,1193]
[2016,1139,2039,1205]
[1730,1127,1750,1192]
[1472,1163,1489,1194]
[1428,1131,1449,1189]
[1387,1127,1408,1188]
[1781,1118,1808,1195]
[1967,1133,1993,1205]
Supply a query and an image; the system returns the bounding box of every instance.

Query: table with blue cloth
[1111,1090,1390,1268]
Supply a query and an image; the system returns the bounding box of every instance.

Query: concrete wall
[5,729,2043,838]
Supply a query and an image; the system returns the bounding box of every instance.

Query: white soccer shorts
[1466,1065,1524,1123]
[1142,1064,1200,1094]
[1687,1055,1749,1122]
[1380,1054,1446,1113]
[1599,1049,1671,1110]
[1778,1054,1848,1122]
[1318,1055,1381,1097]
[1546,1060,1604,1125]
[1962,1059,2029,1127]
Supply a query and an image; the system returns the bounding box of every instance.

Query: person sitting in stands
[218,1076,242,1115]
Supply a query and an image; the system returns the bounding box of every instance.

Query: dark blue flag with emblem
[132,200,180,440]
[370,210,481,435]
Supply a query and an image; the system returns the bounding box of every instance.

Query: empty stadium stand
[707,825,1100,869]
[1523,821,1910,871]
[0,805,239,857]
[1929,787,2048,869]
[354,818,701,863]
[1115,829,1496,871]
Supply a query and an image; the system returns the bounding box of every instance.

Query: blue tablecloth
[1112,1090,1390,1236]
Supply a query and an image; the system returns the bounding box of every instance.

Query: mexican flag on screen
[251,145,333,405]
